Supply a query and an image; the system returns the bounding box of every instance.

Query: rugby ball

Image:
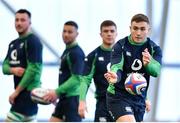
[124,73,147,95]
[31,88,50,105]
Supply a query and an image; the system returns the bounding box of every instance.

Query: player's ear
[29,20,31,25]
[100,32,102,38]
[76,31,79,36]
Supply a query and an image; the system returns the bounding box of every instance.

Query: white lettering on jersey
[11,49,17,61]
[10,49,20,65]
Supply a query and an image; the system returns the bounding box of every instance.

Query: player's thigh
[49,116,64,122]
[51,99,64,121]
[107,92,135,121]
[94,99,113,122]
[65,96,81,122]
[133,110,145,122]
[116,114,136,122]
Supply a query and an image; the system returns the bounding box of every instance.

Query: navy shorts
[52,96,81,122]
[11,90,38,116]
[94,98,114,122]
[106,92,145,122]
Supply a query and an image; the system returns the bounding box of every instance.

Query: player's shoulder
[27,33,42,46]
[70,44,85,57]
[147,38,161,48]
[113,36,128,49]
[27,33,41,42]
[9,38,18,45]
[87,46,101,58]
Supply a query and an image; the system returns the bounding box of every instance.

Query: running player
[2,9,43,122]
[43,21,85,122]
[78,20,117,122]
[104,14,162,122]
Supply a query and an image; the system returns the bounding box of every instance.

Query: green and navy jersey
[80,45,112,100]
[2,33,43,90]
[108,35,162,99]
[55,42,85,97]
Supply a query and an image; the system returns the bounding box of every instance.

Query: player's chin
[105,41,114,45]
[17,30,25,35]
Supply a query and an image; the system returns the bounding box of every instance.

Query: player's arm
[145,98,151,112]
[105,41,124,83]
[2,45,25,77]
[79,53,96,118]
[18,35,43,91]
[143,45,162,77]
[2,59,11,75]
[79,53,96,101]
[55,50,85,95]
[2,44,12,75]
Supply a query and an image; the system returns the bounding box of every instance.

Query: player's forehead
[63,25,77,31]
[101,25,116,31]
[131,21,149,28]
[15,13,29,20]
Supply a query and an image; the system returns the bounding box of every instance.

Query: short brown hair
[16,9,31,19]
[131,14,149,24]
[64,21,78,29]
[100,20,117,31]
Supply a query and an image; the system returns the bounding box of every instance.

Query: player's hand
[104,71,118,84]
[10,67,25,77]
[142,48,152,66]
[78,100,88,118]
[145,99,151,112]
[9,91,19,104]
[43,89,58,103]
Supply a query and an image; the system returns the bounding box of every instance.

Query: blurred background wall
[0,0,180,121]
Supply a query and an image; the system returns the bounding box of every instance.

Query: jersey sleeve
[79,51,97,100]
[145,42,162,77]
[55,74,81,95]
[2,44,11,74]
[55,48,85,96]
[18,35,43,89]
[110,41,124,82]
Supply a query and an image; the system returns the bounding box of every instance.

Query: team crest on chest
[126,51,131,56]
[98,57,104,61]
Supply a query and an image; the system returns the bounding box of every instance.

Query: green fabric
[55,74,82,97]
[110,55,124,73]
[107,83,115,94]
[128,35,146,45]
[19,62,42,90]
[79,59,96,100]
[108,54,124,94]
[2,59,11,75]
[145,58,161,77]
[66,41,78,49]
[19,32,32,39]
[100,44,112,51]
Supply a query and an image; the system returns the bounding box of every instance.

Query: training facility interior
[0,0,180,122]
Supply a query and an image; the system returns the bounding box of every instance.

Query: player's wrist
[10,67,15,74]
